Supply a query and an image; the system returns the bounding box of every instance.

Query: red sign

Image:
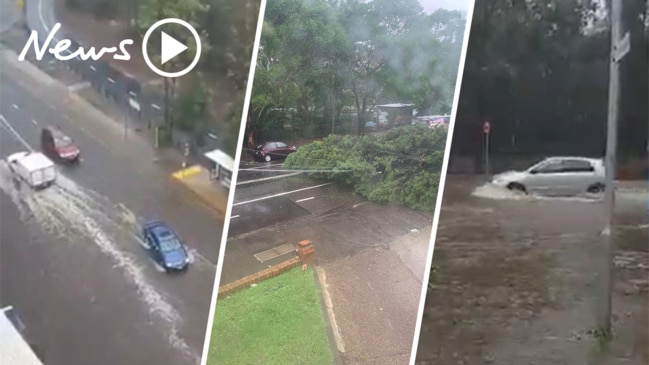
[483,121,491,134]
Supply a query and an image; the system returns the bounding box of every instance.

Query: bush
[284,125,448,211]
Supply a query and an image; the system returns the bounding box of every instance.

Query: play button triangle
[160,31,188,64]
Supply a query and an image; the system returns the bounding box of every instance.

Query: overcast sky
[419,0,470,14]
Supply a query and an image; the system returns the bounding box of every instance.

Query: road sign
[613,31,630,63]
[483,121,491,134]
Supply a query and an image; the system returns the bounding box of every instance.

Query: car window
[561,159,594,172]
[159,236,182,252]
[267,143,277,149]
[54,134,73,148]
[534,160,564,174]
[276,142,287,148]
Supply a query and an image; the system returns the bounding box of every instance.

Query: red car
[40,127,80,164]
[253,142,297,162]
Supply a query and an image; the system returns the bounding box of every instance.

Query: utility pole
[599,0,629,335]
[331,58,336,135]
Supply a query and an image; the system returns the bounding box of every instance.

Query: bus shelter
[204,149,234,189]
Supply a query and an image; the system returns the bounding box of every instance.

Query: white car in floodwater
[490,156,606,196]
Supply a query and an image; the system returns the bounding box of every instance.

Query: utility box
[296,240,314,265]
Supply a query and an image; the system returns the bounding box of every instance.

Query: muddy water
[417,175,648,365]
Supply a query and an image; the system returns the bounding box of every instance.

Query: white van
[6,151,57,190]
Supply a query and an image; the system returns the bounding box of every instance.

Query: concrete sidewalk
[172,165,229,218]
[318,227,431,365]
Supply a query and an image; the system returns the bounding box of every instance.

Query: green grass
[206,267,334,365]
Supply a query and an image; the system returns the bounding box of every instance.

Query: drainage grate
[254,243,296,263]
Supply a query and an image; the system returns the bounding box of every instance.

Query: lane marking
[31,119,38,125]
[238,168,351,173]
[151,103,161,110]
[0,114,33,150]
[353,202,369,209]
[68,81,91,92]
[245,163,283,170]
[11,104,19,109]
[295,196,314,203]
[230,215,240,219]
[232,182,333,207]
[236,172,302,186]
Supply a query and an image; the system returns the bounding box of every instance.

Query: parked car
[490,156,606,196]
[141,221,190,272]
[6,151,57,190]
[40,127,80,164]
[253,141,297,162]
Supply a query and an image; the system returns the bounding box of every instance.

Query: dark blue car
[142,221,190,272]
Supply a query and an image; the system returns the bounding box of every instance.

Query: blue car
[142,221,190,272]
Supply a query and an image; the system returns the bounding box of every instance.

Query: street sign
[483,121,491,134]
[613,31,631,63]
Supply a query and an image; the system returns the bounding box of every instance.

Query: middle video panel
[204,0,473,364]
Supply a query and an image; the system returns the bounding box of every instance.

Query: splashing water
[471,182,604,203]
[0,161,200,364]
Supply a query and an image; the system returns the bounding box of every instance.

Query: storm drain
[254,243,296,263]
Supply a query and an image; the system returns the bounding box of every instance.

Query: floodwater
[416,175,648,365]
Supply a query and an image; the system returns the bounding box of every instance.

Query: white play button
[160,31,188,64]
[141,18,202,78]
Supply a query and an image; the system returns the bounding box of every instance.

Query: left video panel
[0,0,261,364]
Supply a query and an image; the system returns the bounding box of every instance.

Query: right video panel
[415,0,649,364]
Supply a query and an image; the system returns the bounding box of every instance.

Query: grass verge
[207,266,334,365]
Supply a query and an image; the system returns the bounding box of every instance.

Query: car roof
[19,152,54,171]
[545,156,602,162]
[143,220,169,231]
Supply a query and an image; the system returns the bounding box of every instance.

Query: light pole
[599,0,629,335]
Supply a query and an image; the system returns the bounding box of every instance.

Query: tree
[451,0,647,171]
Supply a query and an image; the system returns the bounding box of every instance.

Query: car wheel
[264,154,272,162]
[587,183,605,193]
[506,182,527,194]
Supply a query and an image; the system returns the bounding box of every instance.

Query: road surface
[416,175,648,365]
[0,49,221,365]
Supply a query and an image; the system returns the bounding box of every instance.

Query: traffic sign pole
[483,121,491,175]
[599,0,627,335]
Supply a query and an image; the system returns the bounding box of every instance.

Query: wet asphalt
[0,52,221,364]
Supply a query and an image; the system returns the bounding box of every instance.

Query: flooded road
[416,175,647,365]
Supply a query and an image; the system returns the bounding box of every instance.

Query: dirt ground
[415,176,648,365]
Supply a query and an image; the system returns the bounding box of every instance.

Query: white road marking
[238,168,351,173]
[232,182,333,207]
[31,119,38,125]
[236,172,302,186]
[245,163,283,170]
[353,202,369,209]
[68,81,91,92]
[230,215,240,219]
[295,196,314,203]
[151,103,161,110]
[0,114,33,150]
[11,104,19,109]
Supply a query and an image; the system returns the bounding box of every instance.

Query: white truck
[6,151,57,190]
